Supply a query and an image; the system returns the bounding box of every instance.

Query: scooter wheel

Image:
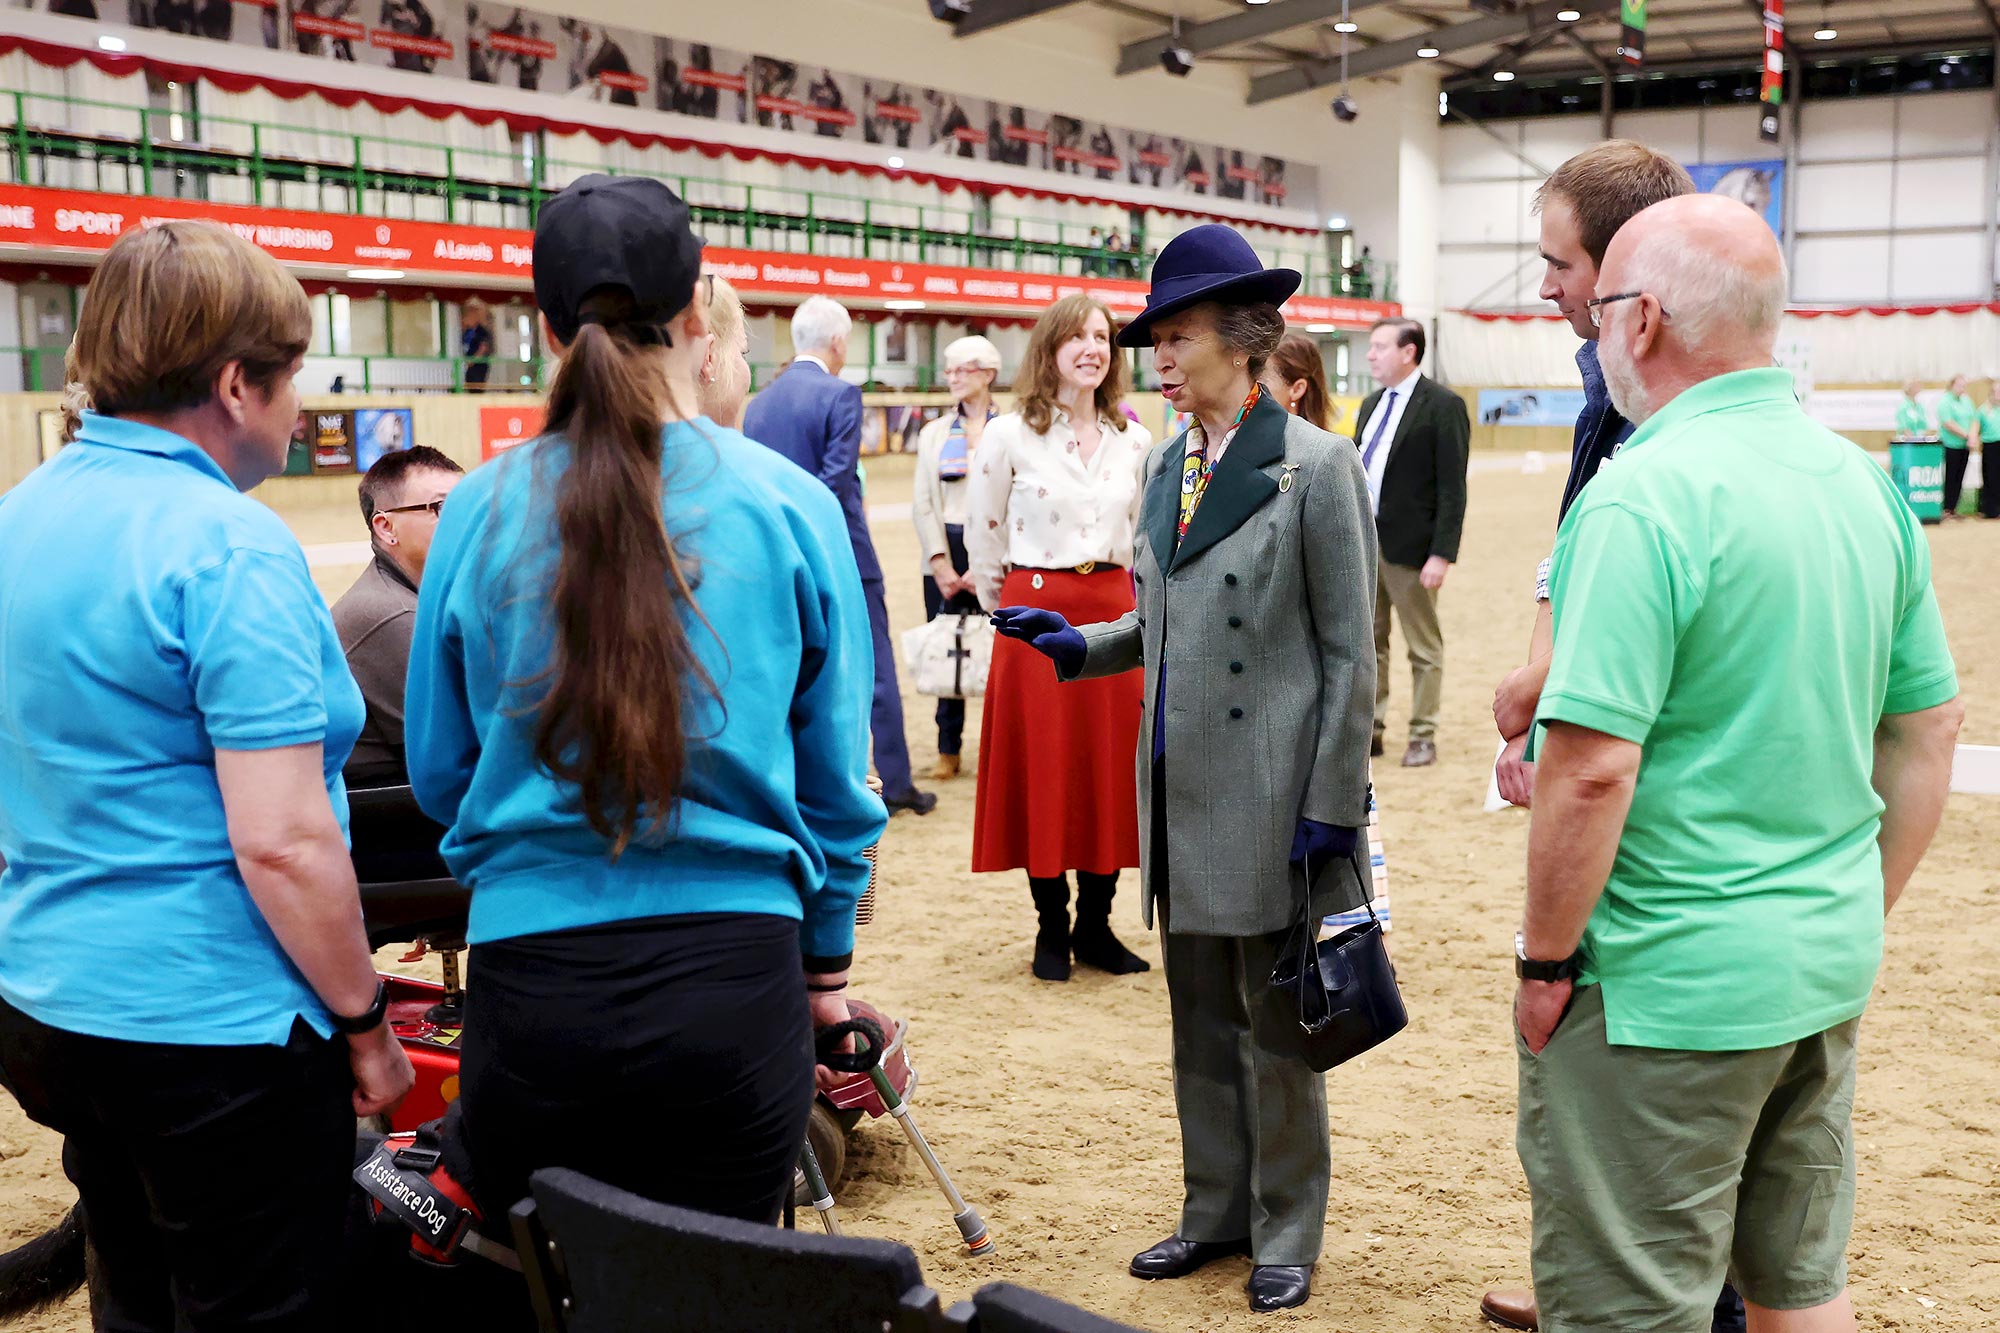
[792,1101,848,1208]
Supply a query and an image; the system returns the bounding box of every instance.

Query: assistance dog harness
[354,1120,521,1272]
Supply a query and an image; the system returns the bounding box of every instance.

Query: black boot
[1028,876,1071,981]
[1071,871,1150,974]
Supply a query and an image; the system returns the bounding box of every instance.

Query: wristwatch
[1515,931,1582,983]
[331,979,390,1036]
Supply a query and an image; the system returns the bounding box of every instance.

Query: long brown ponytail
[533,288,712,858]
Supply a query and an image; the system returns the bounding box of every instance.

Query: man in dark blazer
[1351,317,1470,768]
[742,297,934,814]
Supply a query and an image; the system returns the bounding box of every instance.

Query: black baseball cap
[532,174,705,345]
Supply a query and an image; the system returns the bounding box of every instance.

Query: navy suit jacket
[741,360,882,583]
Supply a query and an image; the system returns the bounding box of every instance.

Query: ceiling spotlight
[1326,215,1348,230]
[1556,7,1581,19]
[1331,92,1360,122]
[1161,44,1195,76]
[1334,20,1358,32]
[97,34,128,51]
[1417,46,1440,59]
[887,155,905,169]
[1305,323,1337,333]
[928,0,971,22]
[346,268,406,280]
[1247,0,1271,5]
[1495,70,1516,81]
[1814,25,1836,39]
[884,299,927,311]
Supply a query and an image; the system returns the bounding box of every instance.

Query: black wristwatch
[1515,932,1582,983]
[331,980,390,1036]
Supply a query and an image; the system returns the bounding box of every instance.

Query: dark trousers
[0,999,353,1332]
[1981,444,2000,518]
[862,575,917,796]
[1944,446,1970,514]
[459,912,813,1246]
[921,523,981,756]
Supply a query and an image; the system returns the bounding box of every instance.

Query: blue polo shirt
[0,412,364,1046]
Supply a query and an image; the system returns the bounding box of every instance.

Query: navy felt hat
[1115,223,1301,348]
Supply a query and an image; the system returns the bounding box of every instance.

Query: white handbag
[900,612,994,700]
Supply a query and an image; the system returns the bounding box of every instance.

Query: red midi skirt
[971,567,1143,876]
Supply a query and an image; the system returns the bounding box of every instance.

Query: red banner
[0,185,1400,328]
[480,405,547,460]
[368,29,453,61]
[292,14,364,41]
[481,30,557,60]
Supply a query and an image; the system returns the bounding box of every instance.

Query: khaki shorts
[1516,985,1859,1333]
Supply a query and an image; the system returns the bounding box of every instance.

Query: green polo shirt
[1894,396,1930,439]
[1935,391,1976,449]
[1979,401,2000,444]
[1541,367,1958,1052]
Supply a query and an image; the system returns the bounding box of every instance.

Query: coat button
[1224,573,1238,586]
[1228,616,1242,628]
[1230,662,1243,674]
[1229,707,1244,719]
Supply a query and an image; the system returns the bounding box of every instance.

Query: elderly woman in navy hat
[995,225,1380,1312]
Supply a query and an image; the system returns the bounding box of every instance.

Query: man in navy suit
[743,297,935,814]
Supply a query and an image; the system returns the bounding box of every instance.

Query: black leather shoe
[1247,1265,1312,1312]
[1128,1235,1250,1280]
[1369,736,1385,758]
[884,788,937,816]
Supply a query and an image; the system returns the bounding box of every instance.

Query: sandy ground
[3,450,1995,1332]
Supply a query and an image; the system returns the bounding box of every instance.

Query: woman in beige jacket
[910,335,1002,780]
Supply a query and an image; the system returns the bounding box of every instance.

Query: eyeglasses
[1585,291,1671,328]
[379,498,445,519]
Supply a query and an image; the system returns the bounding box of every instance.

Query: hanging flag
[1759,0,1786,143]
[1618,0,1647,66]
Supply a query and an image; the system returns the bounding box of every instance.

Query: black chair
[967,1283,1149,1333]
[511,1167,961,1333]
[346,783,470,951]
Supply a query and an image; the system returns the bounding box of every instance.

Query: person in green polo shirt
[1935,372,1976,516]
[1516,194,1964,1333]
[1978,377,2000,519]
[1894,379,1930,438]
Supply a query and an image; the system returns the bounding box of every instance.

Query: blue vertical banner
[1686,160,1784,238]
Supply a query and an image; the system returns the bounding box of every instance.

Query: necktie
[1361,390,1398,470]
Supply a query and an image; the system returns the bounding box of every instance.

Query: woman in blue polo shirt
[0,222,412,1329]
[404,175,885,1231]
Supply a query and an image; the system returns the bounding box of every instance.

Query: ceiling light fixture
[884,299,926,310]
[1305,323,1337,333]
[887,155,905,169]
[1329,1,1359,124]
[1813,25,1836,38]
[1495,70,1516,81]
[346,268,406,280]
[97,34,127,51]
[928,0,970,24]
[1326,215,1348,230]
[1334,20,1358,32]
[1556,8,1582,20]
[1161,14,1194,76]
[1417,46,1440,59]
[1814,1,1836,40]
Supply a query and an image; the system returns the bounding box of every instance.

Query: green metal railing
[0,90,1392,302]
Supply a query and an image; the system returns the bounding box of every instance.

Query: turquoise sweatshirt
[405,418,886,967]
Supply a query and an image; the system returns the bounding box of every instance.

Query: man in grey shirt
[332,445,464,785]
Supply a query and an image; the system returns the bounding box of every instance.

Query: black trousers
[1981,444,2000,518]
[459,912,814,1245]
[1943,446,1970,514]
[921,522,982,756]
[0,999,353,1332]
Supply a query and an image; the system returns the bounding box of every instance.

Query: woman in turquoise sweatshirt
[404,175,885,1233]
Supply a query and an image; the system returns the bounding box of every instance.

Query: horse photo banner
[6,2,1317,210]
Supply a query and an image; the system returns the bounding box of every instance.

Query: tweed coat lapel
[1170,392,1288,571]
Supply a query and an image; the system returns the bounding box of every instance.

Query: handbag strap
[1287,844,1381,1028]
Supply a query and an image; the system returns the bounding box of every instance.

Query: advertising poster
[1687,159,1784,238]
[286,410,316,475]
[1126,132,1175,190]
[924,91,990,161]
[861,80,924,151]
[554,20,650,107]
[479,403,545,460]
[465,5,558,92]
[654,38,749,122]
[1477,389,1590,427]
[311,409,357,474]
[354,406,415,471]
[126,0,284,49]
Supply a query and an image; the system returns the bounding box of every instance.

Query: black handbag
[1269,856,1408,1073]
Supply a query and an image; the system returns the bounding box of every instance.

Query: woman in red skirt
[965,293,1152,981]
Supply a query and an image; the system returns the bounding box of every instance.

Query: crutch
[818,1018,994,1257]
[797,1139,842,1236]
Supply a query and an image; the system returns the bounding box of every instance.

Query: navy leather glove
[1290,818,1359,870]
[991,606,1086,679]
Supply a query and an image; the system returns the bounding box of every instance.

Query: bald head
[1594,194,1789,424]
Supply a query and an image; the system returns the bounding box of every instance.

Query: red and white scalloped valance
[1452,303,2000,322]
[0,34,1320,235]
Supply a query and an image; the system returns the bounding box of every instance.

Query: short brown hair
[1015,293,1128,435]
[74,220,312,416]
[1534,140,1697,266]
[1371,317,1426,367]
